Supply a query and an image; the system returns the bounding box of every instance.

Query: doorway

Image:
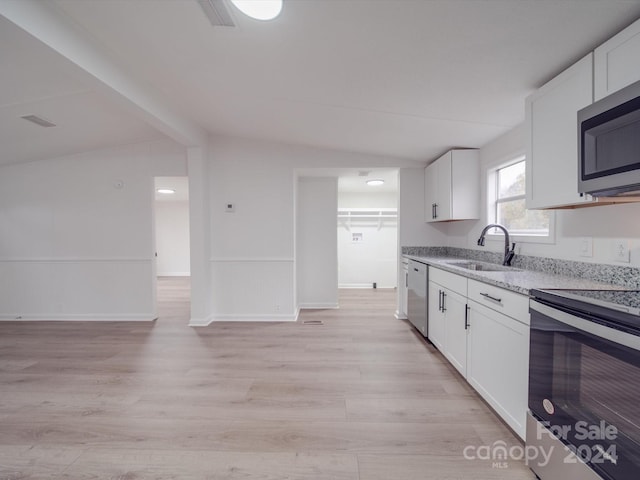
[337,169,398,290]
[154,176,191,307]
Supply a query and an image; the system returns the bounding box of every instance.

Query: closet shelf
[338,208,397,231]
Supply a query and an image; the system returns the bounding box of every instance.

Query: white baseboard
[0,313,157,322]
[189,312,299,326]
[298,303,339,309]
[188,315,215,327]
[157,272,190,277]
[395,310,408,320]
[338,284,396,289]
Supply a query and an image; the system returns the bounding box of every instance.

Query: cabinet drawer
[430,267,467,296]
[468,279,529,325]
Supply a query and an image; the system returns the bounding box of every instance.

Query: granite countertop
[404,254,625,296]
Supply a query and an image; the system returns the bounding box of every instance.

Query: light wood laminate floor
[0,278,536,479]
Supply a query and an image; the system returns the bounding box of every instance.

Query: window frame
[486,154,556,245]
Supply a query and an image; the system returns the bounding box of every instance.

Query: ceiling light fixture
[230,0,283,20]
[366,179,385,186]
[157,188,176,194]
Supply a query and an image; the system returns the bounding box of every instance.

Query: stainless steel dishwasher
[407,259,428,337]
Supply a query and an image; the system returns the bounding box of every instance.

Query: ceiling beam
[0,0,208,147]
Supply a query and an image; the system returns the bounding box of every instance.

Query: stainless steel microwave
[578,78,640,197]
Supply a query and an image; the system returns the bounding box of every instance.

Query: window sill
[486,233,555,245]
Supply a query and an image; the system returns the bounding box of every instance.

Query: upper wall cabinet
[525,54,596,209]
[425,149,479,222]
[594,19,640,101]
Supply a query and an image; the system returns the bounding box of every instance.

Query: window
[489,156,552,239]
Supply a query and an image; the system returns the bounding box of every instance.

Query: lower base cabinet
[427,268,530,440]
[467,300,529,440]
[428,269,468,377]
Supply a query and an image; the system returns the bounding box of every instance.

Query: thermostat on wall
[225,203,235,213]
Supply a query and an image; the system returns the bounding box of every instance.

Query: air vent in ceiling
[198,0,236,27]
[21,115,56,128]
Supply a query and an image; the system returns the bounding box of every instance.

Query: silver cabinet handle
[465,304,470,330]
[441,291,446,312]
[480,292,502,303]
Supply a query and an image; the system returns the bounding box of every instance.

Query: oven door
[529,300,640,480]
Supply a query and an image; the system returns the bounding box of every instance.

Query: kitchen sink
[444,260,521,272]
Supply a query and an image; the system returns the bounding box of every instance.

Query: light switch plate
[613,238,630,263]
[579,237,593,258]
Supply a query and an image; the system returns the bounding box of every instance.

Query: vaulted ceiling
[2,0,640,166]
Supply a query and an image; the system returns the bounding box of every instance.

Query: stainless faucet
[477,224,516,266]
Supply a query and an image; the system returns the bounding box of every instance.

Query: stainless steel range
[528,288,640,480]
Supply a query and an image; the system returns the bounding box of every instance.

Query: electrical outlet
[225,203,235,213]
[613,239,630,263]
[579,237,593,258]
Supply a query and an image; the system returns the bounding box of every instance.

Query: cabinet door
[442,289,468,377]
[525,53,594,209]
[595,18,640,101]
[467,301,530,440]
[424,162,439,222]
[450,150,479,220]
[401,268,408,317]
[435,154,452,221]
[427,281,444,351]
[398,264,408,319]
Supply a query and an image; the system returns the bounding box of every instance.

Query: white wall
[338,191,398,288]
[206,135,423,322]
[155,200,190,276]
[447,124,640,267]
[297,177,338,307]
[0,139,187,320]
[338,192,397,209]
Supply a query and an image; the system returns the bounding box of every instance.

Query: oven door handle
[530,300,640,351]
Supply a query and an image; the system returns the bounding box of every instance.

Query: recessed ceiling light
[366,179,385,186]
[157,188,176,194]
[230,0,282,20]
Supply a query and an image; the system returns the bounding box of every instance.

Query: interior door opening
[337,170,398,291]
[154,176,191,311]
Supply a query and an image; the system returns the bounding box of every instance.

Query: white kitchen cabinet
[428,281,444,351]
[466,279,530,440]
[427,269,530,440]
[397,258,409,319]
[442,289,468,377]
[594,18,640,101]
[428,268,468,377]
[525,53,596,209]
[425,149,479,222]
